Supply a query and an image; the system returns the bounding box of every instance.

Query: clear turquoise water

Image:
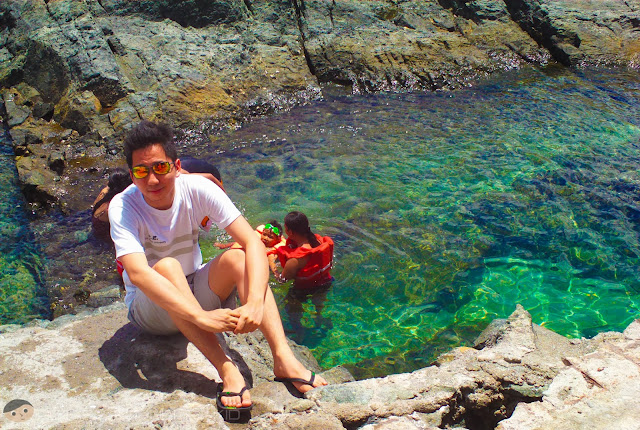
[196,66,640,378]
[0,129,48,325]
[2,66,640,380]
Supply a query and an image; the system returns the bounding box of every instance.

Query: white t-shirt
[109,174,241,307]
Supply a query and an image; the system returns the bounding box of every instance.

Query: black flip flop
[216,385,252,422]
[274,372,316,394]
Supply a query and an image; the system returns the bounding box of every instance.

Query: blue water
[195,66,640,378]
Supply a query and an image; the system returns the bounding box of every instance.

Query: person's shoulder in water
[180,156,224,191]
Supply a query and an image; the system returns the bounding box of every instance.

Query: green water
[196,66,640,378]
[2,66,640,379]
[0,127,48,324]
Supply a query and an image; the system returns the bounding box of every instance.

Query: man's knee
[153,257,183,275]
[219,249,246,277]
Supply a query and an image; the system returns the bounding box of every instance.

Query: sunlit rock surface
[1,5,639,424]
[1,304,637,429]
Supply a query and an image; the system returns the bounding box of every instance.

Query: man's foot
[218,361,252,408]
[273,368,328,394]
[216,385,252,423]
[218,383,252,408]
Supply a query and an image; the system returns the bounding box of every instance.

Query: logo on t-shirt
[147,234,166,245]
[201,216,212,231]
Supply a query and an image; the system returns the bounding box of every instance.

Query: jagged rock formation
[1,304,638,429]
[0,0,638,210]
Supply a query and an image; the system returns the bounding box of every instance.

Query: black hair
[180,156,222,182]
[267,219,283,237]
[3,399,32,413]
[123,120,177,168]
[92,168,132,216]
[284,211,320,247]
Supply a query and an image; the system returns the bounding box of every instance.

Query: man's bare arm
[120,252,238,332]
[225,216,269,333]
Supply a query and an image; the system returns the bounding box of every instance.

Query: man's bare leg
[209,249,328,394]
[153,257,251,408]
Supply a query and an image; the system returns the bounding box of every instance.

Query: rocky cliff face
[0,0,638,210]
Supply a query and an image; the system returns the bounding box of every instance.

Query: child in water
[215,220,286,253]
[270,211,334,289]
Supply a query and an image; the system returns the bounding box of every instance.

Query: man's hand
[195,308,240,333]
[233,302,264,334]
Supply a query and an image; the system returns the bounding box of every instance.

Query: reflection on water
[196,67,640,378]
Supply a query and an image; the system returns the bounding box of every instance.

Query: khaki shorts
[127,260,238,335]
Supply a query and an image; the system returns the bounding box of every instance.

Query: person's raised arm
[268,254,279,277]
[225,216,269,333]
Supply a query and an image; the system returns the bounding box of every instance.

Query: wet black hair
[92,168,132,216]
[180,156,222,182]
[123,120,177,168]
[284,211,320,247]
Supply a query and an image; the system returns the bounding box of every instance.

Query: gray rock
[249,411,345,429]
[1,87,31,126]
[86,285,122,308]
[15,155,59,204]
[0,304,342,429]
[300,0,550,93]
[100,0,250,28]
[506,0,640,66]
[1,304,638,429]
[472,317,507,349]
[497,318,640,430]
[12,82,53,119]
[48,150,65,175]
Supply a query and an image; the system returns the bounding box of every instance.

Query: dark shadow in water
[283,284,333,348]
[98,323,253,399]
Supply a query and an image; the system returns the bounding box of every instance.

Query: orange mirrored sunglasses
[131,161,174,179]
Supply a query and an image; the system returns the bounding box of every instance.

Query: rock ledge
[1,304,638,429]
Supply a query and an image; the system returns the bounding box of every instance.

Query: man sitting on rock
[108,120,327,420]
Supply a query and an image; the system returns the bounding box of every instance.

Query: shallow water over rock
[192,66,640,378]
[0,126,48,324]
[3,66,640,380]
